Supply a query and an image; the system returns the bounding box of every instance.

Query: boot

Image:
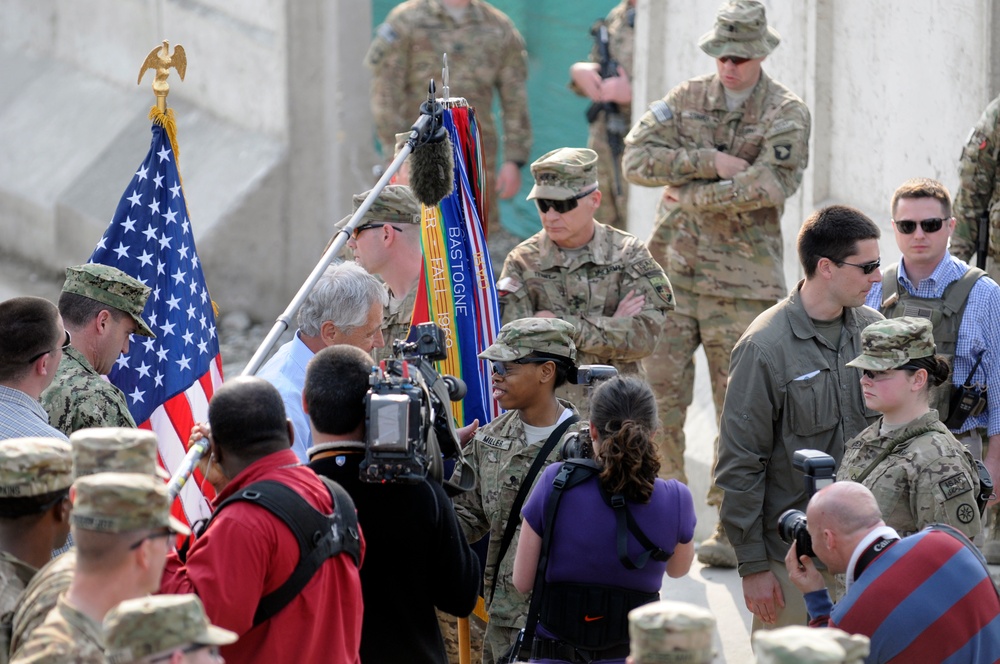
[697,521,737,568]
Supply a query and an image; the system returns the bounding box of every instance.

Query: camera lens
[777,509,814,558]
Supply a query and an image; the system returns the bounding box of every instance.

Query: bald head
[807,481,884,537]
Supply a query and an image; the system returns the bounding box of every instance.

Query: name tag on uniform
[479,435,512,451]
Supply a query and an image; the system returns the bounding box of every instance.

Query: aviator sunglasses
[891,217,946,234]
[535,186,598,214]
[718,55,750,65]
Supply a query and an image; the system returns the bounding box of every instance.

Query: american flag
[89,117,221,525]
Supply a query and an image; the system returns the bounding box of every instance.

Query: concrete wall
[631,0,999,284]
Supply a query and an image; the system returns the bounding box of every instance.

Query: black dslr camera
[558,365,619,461]
[777,449,837,558]
[360,323,470,493]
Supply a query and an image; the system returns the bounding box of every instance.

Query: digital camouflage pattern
[753,625,869,664]
[578,0,634,230]
[103,595,236,664]
[451,403,580,663]
[70,428,165,480]
[0,552,36,652]
[953,93,1000,279]
[846,317,935,371]
[0,438,72,498]
[622,69,809,301]
[41,347,136,437]
[479,318,577,363]
[498,223,672,391]
[526,148,598,201]
[698,0,780,60]
[628,600,715,664]
[838,410,982,540]
[71,473,188,536]
[61,265,153,339]
[374,283,418,363]
[10,595,106,664]
[9,552,75,657]
[365,0,531,231]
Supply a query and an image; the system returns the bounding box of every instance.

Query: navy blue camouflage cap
[62,264,154,338]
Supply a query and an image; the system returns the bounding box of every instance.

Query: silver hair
[297,262,388,336]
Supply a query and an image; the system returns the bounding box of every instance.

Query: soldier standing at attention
[622,0,811,567]
[568,0,635,230]
[953,92,1000,280]
[365,0,531,260]
[41,265,154,437]
[497,147,673,416]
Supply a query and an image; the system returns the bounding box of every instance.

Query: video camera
[360,323,471,494]
[557,365,620,461]
[777,449,836,558]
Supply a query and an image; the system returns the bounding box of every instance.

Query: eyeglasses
[150,644,221,662]
[825,256,881,275]
[892,217,947,234]
[352,223,402,240]
[491,358,556,376]
[862,365,920,381]
[26,330,72,364]
[718,55,751,65]
[129,527,176,551]
[535,186,598,215]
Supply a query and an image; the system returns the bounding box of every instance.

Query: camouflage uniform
[9,553,75,657]
[0,553,36,664]
[953,93,1000,280]
[365,0,531,234]
[839,317,982,540]
[378,285,418,363]
[103,595,236,663]
[41,265,154,437]
[452,318,579,664]
[622,1,810,511]
[753,625,870,664]
[499,148,673,416]
[574,0,635,230]
[10,595,106,664]
[628,600,715,664]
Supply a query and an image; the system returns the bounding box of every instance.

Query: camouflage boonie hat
[527,148,599,201]
[336,184,421,230]
[70,428,169,481]
[846,316,935,371]
[629,600,716,664]
[479,318,577,363]
[698,0,781,59]
[104,594,237,664]
[62,265,154,338]
[71,472,189,535]
[0,438,73,498]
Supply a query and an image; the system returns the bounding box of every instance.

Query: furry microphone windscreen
[410,132,455,206]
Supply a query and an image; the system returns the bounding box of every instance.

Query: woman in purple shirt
[513,376,696,664]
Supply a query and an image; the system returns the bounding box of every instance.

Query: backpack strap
[599,485,671,570]
[207,478,361,627]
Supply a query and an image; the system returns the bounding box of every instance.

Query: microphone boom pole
[167,83,447,500]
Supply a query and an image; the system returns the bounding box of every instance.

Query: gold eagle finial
[138,41,187,112]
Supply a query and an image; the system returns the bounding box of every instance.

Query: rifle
[978,211,989,270]
[585,21,627,196]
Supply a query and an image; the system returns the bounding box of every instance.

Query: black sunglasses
[718,55,750,65]
[352,223,402,240]
[26,329,72,364]
[825,256,881,275]
[535,186,598,215]
[892,217,946,234]
[862,364,921,381]
[491,358,555,376]
[129,527,176,551]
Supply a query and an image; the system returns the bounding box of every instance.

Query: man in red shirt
[160,376,364,663]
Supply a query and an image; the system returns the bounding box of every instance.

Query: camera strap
[488,414,580,606]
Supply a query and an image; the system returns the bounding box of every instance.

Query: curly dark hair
[589,376,660,503]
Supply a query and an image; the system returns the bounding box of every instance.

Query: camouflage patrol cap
[698,0,781,59]
[0,438,73,498]
[71,472,189,536]
[70,428,169,481]
[479,318,577,364]
[846,316,935,371]
[753,625,870,663]
[527,148,599,201]
[336,184,421,230]
[104,594,237,664]
[62,265,154,338]
[629,600,716,664]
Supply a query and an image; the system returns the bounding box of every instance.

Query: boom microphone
[409,82,455,206]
